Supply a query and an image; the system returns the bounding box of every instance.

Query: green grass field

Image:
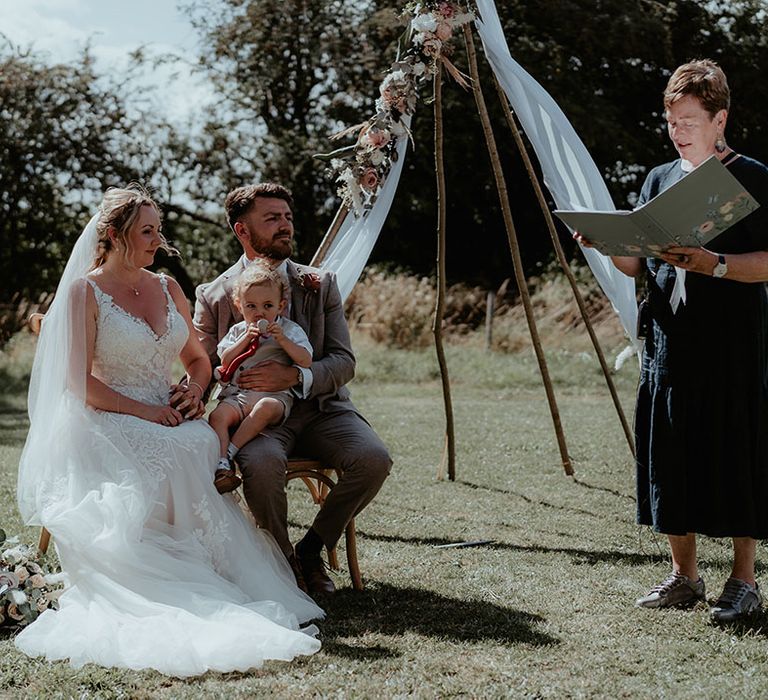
[2,331,767,699]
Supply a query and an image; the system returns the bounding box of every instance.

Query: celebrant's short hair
[224,183,294,231]
[663,59,730,117]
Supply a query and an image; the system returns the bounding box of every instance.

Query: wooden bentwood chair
[29,312,364,591]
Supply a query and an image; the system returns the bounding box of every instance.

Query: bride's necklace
[105,268,142,296]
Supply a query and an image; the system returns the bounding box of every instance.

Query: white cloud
[0,0,215,125]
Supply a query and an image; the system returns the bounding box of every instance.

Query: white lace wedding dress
[15,276,323,676]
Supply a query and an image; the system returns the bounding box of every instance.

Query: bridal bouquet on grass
[0,528,66,627]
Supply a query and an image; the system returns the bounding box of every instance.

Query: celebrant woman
[575,59,768,622]
[15,185,323,675]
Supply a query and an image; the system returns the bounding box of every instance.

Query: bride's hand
[169,383,206,420]
[141,404,184,427]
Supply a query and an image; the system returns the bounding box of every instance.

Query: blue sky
[1,0,212,123]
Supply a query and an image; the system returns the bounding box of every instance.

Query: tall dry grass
[344,266,630,355]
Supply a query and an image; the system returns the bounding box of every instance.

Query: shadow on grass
[705,607,768,638]
[356,529,664,567]
[572,477,636,502]
[0,626,19,641]
[320,581,558,653]
[456,479,603,520]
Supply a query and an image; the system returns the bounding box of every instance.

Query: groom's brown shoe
[299,554,336,595]
[288,552,308,593]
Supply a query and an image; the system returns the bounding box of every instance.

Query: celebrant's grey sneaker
[635,571,706,609]
[710,578,763,622]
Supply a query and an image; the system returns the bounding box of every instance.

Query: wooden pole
[490,74,635,457]
[485,291,495,352]
[464,25,573,475]
[310,205,349,267]
[432,66,457,482]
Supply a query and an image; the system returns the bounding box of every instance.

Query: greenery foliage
[2,0,768,336]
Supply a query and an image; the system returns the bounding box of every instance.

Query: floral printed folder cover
[554,156,760,257]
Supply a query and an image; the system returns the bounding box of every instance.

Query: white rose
[369,149,386,166]
[43,572,67,586]
[8,588,27,605]
[412,13,438,34]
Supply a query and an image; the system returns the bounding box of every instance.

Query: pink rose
[360,168,379,192]
[13,566,29,584]
[438,2,456,18]
[29,574,46,588]
[362,128,391,149]
[435,22,452,41]
[0,570,19,591]
[7,603,24,621]
[379,84,395,106]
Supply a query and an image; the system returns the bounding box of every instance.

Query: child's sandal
[214,469,242,494]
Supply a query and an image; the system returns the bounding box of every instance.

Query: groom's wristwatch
[295,367,303,388]
[712,254,728,278]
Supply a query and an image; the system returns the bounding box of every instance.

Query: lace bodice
[87,275,188,405]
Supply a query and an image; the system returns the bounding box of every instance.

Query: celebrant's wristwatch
[712,254,728,278]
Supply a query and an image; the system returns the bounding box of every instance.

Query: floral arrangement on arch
[0,528,66,627]
[320,1,474,217]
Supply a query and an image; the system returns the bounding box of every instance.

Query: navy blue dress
[635,154,768,538]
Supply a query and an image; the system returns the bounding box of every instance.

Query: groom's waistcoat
[193,258,357,415]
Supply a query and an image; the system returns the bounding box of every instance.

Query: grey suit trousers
[236,399,392,558]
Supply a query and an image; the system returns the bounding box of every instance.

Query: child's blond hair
[232,260,289,306]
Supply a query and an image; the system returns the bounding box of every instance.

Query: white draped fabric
[473,0,638,353]
[321,0,639,360]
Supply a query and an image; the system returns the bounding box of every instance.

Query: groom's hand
[238,361,297,392]
[169,383,206,420]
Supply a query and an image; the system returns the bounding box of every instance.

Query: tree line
[2,0,767,341]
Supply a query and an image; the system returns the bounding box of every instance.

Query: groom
[193,183,392,594]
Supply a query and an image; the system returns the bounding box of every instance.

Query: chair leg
[327,545,340,571]
[345,518,364,591]
[38,527,51,554]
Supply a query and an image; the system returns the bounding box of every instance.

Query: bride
[15,185,323,676]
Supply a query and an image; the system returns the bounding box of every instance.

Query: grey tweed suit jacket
[193,258,358,415]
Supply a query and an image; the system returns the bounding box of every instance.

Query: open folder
[554,156,760,257]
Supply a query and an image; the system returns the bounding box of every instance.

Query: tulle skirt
[15,406,323,676]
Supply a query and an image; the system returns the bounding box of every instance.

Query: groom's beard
[249,228,293,260]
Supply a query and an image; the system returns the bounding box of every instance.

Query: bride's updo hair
[91,184,176,269]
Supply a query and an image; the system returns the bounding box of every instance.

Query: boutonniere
[297,270,321,314]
